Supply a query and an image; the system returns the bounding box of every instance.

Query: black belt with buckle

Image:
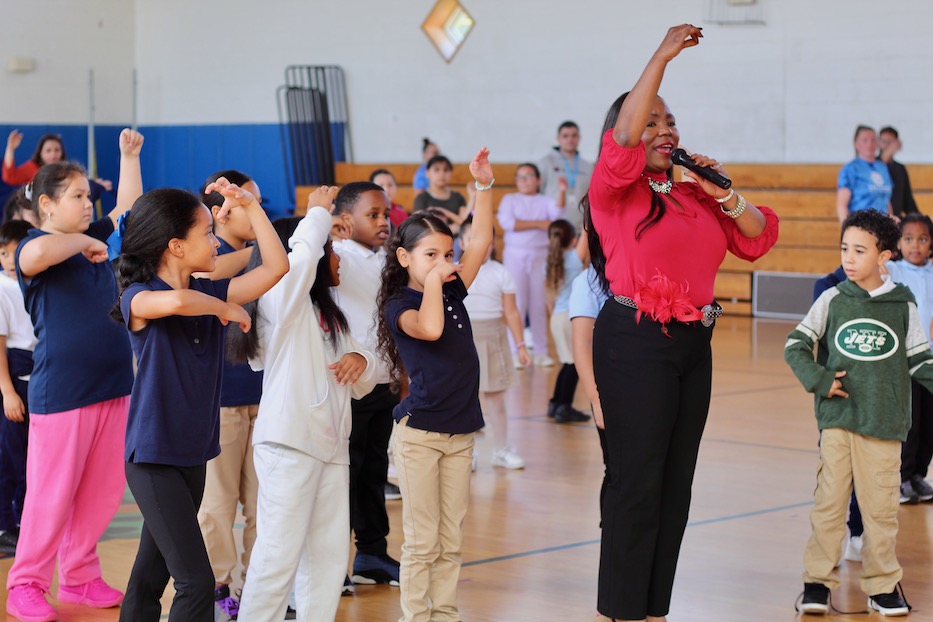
[613,295,723,328]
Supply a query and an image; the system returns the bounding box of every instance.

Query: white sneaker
[491,446,525,469]
[844,535,863,562]
[534,355,555,367]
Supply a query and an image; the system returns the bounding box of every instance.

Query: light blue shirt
[886,259,933,342]
[838,158,892,215]
[553,249,584,313]
[569,266,608,320]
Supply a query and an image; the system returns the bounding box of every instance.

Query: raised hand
[331,213,354,240]
[119,128,144,157]
[557,177,569,193]
[469,147,493,186]
[308,185,339,213]
[6,130,23,152]
[219,301,251,333]
[329,352,367,386]
[655,24,703,62]
[205,177,258,223]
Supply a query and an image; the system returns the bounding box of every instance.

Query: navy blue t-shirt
[217,237,262,406]
[15,218,134,414]
[386,275,484,434]
[122,276,230,466]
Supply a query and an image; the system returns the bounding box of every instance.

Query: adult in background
[3,130,111,201]
[585,25,779,621]
[539,121,594,233]
[879,126,919,219]
[836,126,892,223]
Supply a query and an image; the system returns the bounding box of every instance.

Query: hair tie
[24,183,33,202]
[106,210,131,261]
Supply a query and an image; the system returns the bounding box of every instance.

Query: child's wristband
[474,178,495,191]
[515,342,526,349]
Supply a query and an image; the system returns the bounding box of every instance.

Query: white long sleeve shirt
[250,206,376,464]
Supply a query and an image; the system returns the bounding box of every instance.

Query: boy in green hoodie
[785,209,931,617]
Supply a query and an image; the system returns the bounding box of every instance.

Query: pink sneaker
[6,584,57,622]
[56,578,123,608]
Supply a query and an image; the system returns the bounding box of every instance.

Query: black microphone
[671,148,732,190]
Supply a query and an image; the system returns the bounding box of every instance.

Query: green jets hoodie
[784,278,933,441]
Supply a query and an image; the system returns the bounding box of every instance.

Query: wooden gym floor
[0,316,930,621]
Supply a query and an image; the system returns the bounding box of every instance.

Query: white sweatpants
[502,247,549,355]
[238,442,350,622]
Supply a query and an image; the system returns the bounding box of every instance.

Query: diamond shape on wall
[422,0,475,63]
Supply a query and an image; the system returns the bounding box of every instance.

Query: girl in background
[412,156,468,233]
[236,189,376,622]
[496,163,565,367]
[371,168,411,228]
[376,147,493,622]
[412,138,439,197]
[114,179,287,622]
[460,217,531,469]
[6,129,143,622]
[545,219,589,423]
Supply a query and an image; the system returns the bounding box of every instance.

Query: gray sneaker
[899,480,920,504]
[910,475,933,502]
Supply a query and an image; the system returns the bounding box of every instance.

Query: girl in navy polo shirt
[111,180,287,622]
[6,129,144,622]
[375,147,494,622]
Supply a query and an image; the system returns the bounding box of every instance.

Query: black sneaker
[385,482,402,500]
[900,480,920,504]
[352,552,400,586]
[910,474,933,502]
[0,530,18,555]
[868,585,910,616]
[546,400,558,418]
[554,404,591,424]
[799,582,829,614]
[284,605,297,620]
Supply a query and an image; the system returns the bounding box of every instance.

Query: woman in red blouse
[584,25,779,621]
[3,130,66,186]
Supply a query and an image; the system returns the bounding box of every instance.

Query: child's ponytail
[546,219,575,293]
[110,188,203,323]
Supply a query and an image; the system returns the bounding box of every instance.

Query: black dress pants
[349,383,398,556]
[121,462,214,622]
[594,301,713,620]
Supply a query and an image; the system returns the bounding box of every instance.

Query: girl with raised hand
[112,179,287,622]
[6,129,144,622]
[376,147,494,622]
[236,187,377,622]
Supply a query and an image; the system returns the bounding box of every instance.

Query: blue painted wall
[1,124,294,219]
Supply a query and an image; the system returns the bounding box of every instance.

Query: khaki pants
[392,418,474,622]
[803,428,902,595]
[197,404,259,586]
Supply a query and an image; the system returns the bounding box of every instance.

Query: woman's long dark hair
[30,134,67,166]
[546,219,575,292]
[581,91,672,296]
[110,188,204,323]
[226,217,349,364]
[375,212,453,389]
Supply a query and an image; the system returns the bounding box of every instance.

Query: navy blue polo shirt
[217,237,262,406]
[122,276,230,466]
[15,218,134,414]
[386,275,484,434]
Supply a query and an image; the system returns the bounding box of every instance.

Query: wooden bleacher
[296,162,933,316]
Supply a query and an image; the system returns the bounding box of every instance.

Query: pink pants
[7,396,129,591]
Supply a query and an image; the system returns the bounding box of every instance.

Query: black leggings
[594,301,713,620]
[551,364,579,405]
[121,462,214,622]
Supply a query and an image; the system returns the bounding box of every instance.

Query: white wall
[4,0,933,163]
[0,0,135,124]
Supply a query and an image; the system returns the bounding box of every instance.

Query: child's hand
[330,352,367,386]
[82,239,109,263]
[2,390,25,423]
[205,177,258,223]
[94,178,113,191]
[468,147,493,186]
[219,302,251,333]
[331,213,354,241]
[6,130,23,152]
[827,370,849,398]
[517,345,532,368]
[557,177,569,193]
[308,185,338,213]
[119,128,145,157]
[429,261,462,284]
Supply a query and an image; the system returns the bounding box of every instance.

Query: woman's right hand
[655,24,703,62]
[6,130,23,152]
[219,302,251,333]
